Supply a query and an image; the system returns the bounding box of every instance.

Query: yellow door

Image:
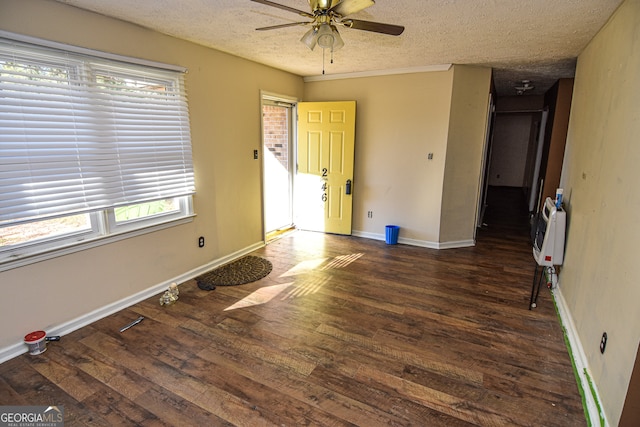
[296,101,355,235]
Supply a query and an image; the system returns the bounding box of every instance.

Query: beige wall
[304,67,490,246]
[304,72,453,243]
[560,0,640,424]
[0,0,304,349]
[440,65,492,243]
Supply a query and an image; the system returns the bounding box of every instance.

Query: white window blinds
[0,39,195,225]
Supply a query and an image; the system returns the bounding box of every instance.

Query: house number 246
[321,168,328,202]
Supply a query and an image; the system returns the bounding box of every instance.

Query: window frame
[0,205,195,271]
[0,34,195,271]
[105,196,193,234]
[1,212,105,264]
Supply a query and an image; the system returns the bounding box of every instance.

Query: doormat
[196,255,272,290]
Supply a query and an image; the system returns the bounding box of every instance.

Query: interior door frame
[260,91,298,241]
[528,108,549,213]
[475,92,495,234]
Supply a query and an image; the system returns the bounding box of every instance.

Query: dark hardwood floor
[0,187,586,426]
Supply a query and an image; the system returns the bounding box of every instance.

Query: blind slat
[0,38,194,224]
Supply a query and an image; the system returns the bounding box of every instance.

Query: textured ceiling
[55,0,623,96]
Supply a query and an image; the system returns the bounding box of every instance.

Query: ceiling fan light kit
[252,0,404,72]
[300,26,319,50]
[329,25,345,50]
[316,23,341,49]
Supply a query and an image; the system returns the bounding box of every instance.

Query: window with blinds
[0,38,195,266]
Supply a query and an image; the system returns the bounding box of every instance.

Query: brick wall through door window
[263,105,289,169]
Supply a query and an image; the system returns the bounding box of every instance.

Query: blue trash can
[385,225,399,245]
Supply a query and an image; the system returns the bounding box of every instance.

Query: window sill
[0,214,196,273]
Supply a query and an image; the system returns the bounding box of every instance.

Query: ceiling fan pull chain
[322,48,326,74]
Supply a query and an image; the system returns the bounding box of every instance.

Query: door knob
[345,179,352,195]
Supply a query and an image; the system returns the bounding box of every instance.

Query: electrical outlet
[600,332,607,354]
[198,236,205,248]
[367,211,373,218]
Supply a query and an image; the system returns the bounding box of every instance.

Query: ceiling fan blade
[331,0,375,17]
[250,0,315,19]
[343,19,404,36]
[256,21,313,31]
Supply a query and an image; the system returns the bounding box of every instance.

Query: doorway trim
[260,91,298,242]
[475,92,495,235]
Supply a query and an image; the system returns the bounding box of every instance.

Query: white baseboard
[436,239,476,249]
[553,286,609,426]
[0,241,264,364]
[352,230,474,250]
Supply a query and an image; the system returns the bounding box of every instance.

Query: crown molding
[303,64,452,82]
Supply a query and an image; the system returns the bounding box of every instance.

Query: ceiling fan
[250,0,404,62]
[515,80,535,95]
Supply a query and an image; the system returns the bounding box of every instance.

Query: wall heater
[532,197,566,267]
[530,197,567,309]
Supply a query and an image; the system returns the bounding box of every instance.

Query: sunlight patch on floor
[322,253,364,270]
[223,282,293,311]
[281,276,330,300]
[280,258,328,277]
[224,252,364,310]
